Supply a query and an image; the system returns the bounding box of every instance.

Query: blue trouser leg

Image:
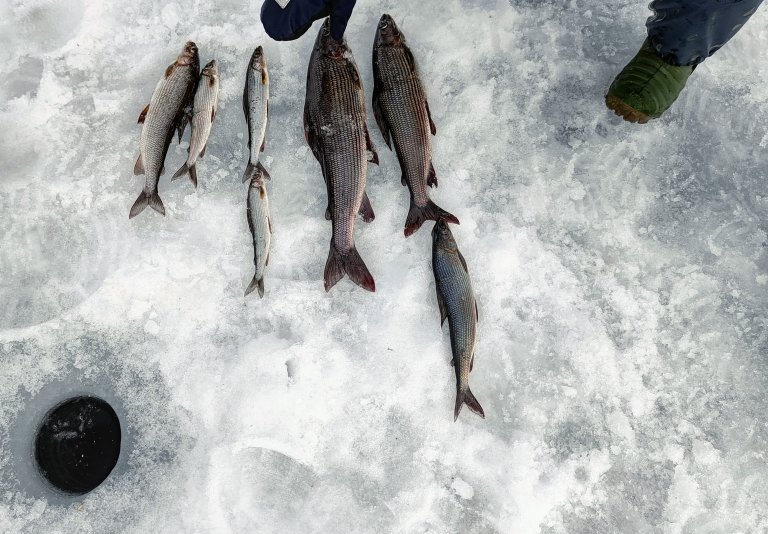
[261,0,356,41]
[647,0,764,66]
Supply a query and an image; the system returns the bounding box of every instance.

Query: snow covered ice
[2,0,768,531]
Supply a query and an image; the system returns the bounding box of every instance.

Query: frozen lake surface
[2,0,768,531]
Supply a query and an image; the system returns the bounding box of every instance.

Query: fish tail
[172,162,198,188]
[242,161,271,183]
[324,244,375,293]
[129,190,165,219]
[245,275,265,298]
[454,387,485,422]
[404,199,460,237]
[256,161,271,180]
[172,162,188,180]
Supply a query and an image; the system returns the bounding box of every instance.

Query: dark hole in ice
[34,396,121,495]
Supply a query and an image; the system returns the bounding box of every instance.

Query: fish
[172,59,219,188]
[245,167,272,298]
[131,41,199,218]
[304,19,378,292]
[372,14,459,237]
[242,46,271,183]
[432,219,484,421]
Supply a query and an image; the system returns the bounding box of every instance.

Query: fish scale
[304,19,376,292]
[372,15,459,236]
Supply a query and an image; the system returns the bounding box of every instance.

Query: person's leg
[261,0,330,41]
[606,0,764,123]
[647,0,764,67]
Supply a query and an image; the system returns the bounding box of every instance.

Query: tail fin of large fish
[242,161,271,183]
[404,199,459,237]
[171,162,198,188]
[129,190,165,219]
[454,387,485,421]
[324,244,375,293]
[245,275,265,298]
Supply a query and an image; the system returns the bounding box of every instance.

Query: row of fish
[305,16,483,420]
[131,42,219,218]
[128,18,483,420]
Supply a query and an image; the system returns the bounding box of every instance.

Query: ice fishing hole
[34,396,121,495]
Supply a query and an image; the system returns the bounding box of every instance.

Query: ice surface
[2,0,768,531]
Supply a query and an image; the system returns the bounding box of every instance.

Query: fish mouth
[202,59,218,76]
[178,41,199,65]
[376,14,401,46]
[250,46,264,69]
[317,18,346,59]
[183,41,198,55]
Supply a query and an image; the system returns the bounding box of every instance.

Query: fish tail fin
[172,163,198,188]
[454,387,485,422]
[242,161,256,183]
[256,161,271,180]
[404,199,460,237]
[324,244,375,293]
[129,190,165,219]
[245,275,265,298]
[172,162,188,180]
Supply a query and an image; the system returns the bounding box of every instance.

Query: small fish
[245,168,272,298]
[304,19,378,292]
[131,41,199,218]
[432,220,484,421]
[172,59,219,188]
[242,46,271,183]
[372,14,459,236]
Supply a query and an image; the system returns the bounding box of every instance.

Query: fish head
[249,46,266,71]
[178,41,199,66]
[316,18,349,60]
[250,169,266,188]
[432,219,458,252]
[201,59,218,80]
[375,14,403,48]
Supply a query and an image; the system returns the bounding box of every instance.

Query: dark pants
[647,0,764,66]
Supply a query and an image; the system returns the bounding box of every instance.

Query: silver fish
[172,59,219,188]
[242,47,270,183]
[131,41,199,218]
[304,19,378,292]
[373,14,459,237]
[245,168,272,298]
[432,220,485,421]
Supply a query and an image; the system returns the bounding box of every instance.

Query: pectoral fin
[138,105,149,124]
[457,250,469,273]
[372,85,392,150]
[425,100,437,135]
[134,154,144,175]
[364,123,378,165]
[436,286,448,327]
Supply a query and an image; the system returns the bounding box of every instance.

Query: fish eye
[379,21,388,29]
[322,27,330,36]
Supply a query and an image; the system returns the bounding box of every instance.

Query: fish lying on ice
[372,14,458,236]
[172,59,219,188]
[131,41,199,218]
[242,46,271,183]
[304,19,378,292]
[432,220,485,421]
[245,166,272,298]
